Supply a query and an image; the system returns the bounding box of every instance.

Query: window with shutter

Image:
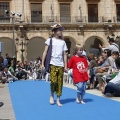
[88,4,98,22]
[31,3,42,22]
[60,3,71,23]
[114,0,120,2]
[0,2,10,22]
[116,4,120,22]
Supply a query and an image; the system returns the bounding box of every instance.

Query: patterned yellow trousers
[50,65,64,96]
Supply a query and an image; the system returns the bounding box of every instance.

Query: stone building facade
[0,0,120,61]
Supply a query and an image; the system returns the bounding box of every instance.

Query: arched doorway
[64,37,76,55]
[0,37,14,58]
[84,36,103,55]
[27,37,45,62]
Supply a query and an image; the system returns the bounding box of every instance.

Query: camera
[5,10,9,15]
[11,11,15,16]
[17,13,22,17]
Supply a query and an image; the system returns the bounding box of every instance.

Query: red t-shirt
[68,55,89,84]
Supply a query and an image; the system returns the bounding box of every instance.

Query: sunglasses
[104,51,107,54]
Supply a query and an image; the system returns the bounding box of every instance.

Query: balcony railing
[26,16,87,23]
[0,16,10,23]
[26,16,119,24]
[1,16,120,24]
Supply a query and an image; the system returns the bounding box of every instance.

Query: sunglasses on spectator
[104,51,107,53]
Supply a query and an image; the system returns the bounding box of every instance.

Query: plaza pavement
[0,81,120,120]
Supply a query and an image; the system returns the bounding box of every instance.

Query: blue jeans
[76,82,86,96]
[104,82,120,95]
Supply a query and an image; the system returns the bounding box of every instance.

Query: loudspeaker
[0,42,4,52]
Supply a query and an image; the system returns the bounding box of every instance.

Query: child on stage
[68,44,89,104]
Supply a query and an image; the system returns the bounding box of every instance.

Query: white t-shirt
[45,37,68,67]
[27,70,37,80]
[102,43,119,53]
[110,70,120,85]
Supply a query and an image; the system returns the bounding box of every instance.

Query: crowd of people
[0,23,120,108]
[66,37,120,99]
[0,55,45,84]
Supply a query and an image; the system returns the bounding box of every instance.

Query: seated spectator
[2,67,18,83]
[106,51,119,69]
[94,49,112,90]
[101,51,119,88]
[15,66,27,80]
[23,68,37,80]
[24,61,29,70]
[96,55,104,66]
[102,57,120,97]
[8,62,15,76]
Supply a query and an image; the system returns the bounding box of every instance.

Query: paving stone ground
[0,83,15,120]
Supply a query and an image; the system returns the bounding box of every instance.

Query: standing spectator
[89,45,100,57]
[3,57,8,68]
[88,53,97,89]
[99,38,119,53]
[6,53,12,68]
[41,23,68,106]
[0,56,4,71]
[35,58,41,79]
[12,56,16,71]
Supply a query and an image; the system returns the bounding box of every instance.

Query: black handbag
[44,37,52,72]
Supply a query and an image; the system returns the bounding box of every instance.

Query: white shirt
[45,37,68,67]
[27,70,37,80]
[102,43,119,53]
[110,70,120,85]
[108,43,119,53]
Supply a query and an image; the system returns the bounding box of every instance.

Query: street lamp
[4,10,22,58]
[15,26,29,63]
